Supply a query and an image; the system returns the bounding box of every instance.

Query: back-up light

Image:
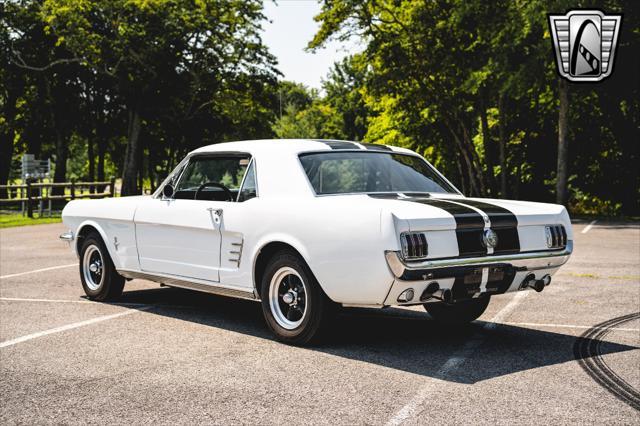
[400,232,428,260]
[545,225,567,249]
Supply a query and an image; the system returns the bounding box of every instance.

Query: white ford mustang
[60,139,573,344]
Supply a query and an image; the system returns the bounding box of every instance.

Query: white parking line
[0,306,150,349]
[0,296,152,307]
[386,291,529,425]
[0,264,77,280]
[0,297,95,304]
[581,220,597,234]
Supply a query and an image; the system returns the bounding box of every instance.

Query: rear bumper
[385,241,573,281]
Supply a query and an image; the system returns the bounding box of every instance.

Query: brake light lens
[400,232,428,260]
[545,225,567,248]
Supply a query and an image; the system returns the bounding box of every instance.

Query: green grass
[0,213,62,228]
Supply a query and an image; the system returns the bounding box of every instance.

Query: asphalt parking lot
[1,220,638,424]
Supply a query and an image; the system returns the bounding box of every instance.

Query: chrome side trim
[59,230,75,242]
[385,240,573,279]
[117,269,258,301]
[341,303,385,309]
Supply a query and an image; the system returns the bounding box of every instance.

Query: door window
[174,155,251,201]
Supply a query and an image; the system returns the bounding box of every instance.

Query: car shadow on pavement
[115,286,639,385]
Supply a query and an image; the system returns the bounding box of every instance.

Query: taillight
[545,225,567,248]
[400,232,428,260]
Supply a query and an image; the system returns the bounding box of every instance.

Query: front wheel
[260,250,332,345]
[79,232,125,301]
[424,295,491,324]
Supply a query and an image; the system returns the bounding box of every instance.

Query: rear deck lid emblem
[482,229,499,249]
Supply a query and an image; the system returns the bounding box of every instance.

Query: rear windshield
[299,152,456,195]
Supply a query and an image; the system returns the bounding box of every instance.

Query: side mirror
[163,184,174,199]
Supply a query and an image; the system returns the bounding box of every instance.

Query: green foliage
[3,0,279,194]
[309,0,639,214]
[272,102,344,139]
[0,213,61,228]
[2,0,638,215]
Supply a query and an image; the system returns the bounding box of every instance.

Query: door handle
[206,208,223,225]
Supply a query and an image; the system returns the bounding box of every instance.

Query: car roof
[190,139,416,156]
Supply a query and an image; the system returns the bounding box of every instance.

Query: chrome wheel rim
[269,267,308,330]
[82,244,104,291]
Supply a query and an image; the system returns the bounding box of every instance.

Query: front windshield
[299,151,456,195]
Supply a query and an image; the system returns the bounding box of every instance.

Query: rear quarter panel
[225,195,397,305]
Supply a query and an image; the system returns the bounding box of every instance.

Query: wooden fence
[0,178,116,217]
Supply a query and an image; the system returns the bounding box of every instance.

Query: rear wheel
[79,232,124,301]
[424,296,491,324]
[261,250,332,345]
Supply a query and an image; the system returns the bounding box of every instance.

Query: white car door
[134,197,223,282]
[134,154,252,283]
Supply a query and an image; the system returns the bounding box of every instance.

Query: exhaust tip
[420,282,440,302]
[531,281,545,292]
[426,281,440,294]
[542,274,551,286]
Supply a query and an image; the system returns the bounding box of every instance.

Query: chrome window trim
[236,157,259,202]
[296,149,463,197]
[155,151,253,202]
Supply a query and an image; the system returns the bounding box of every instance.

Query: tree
[308,0,637,214]
[41,0,278,195]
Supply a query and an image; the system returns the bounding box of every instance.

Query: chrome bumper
[59,230,75,242]
[385,241,573,280]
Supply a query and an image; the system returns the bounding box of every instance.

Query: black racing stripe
[313,139,361,150]
[413,199,484,230]
[455,199,520,254]
[459,199,518,228]
[412,199,486,257]
[360,143,392,151]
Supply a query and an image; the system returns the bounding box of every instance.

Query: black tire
[260,250,332,345]
[79,231,125,301]
[424,295,491,324]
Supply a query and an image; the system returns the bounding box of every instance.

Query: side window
[237,160,257,202]
[174,155,250,201]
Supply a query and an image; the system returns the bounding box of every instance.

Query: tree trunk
[1,69,25,198]
[42,77,67,196]
[454,157,467,195]
[121,106,142,196]
[137,135,144,194]
[445,117,479,196]
[52,131,68,196]
[0,127,16,199]
[97,137,106,192]
[459,120,487,196]
[556,78,569,205]
[87,136,95,192]
[479,95,496,194]
[498,94,507,198]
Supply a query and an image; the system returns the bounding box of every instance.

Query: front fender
[75,220,121,267]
